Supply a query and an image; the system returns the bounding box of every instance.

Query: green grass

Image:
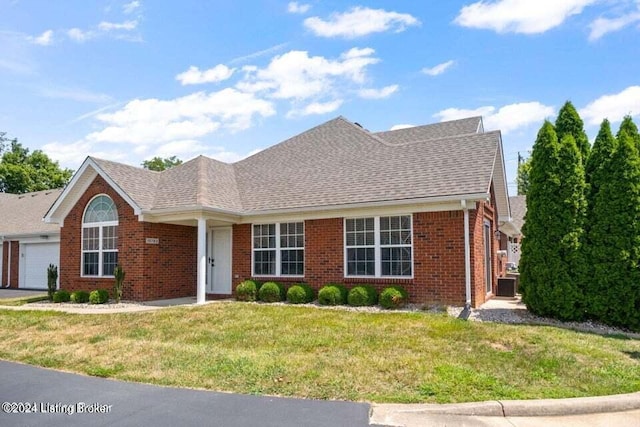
[0,294,48,306]
[0,302,639,403]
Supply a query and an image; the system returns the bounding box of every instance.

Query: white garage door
[20,242,60,289]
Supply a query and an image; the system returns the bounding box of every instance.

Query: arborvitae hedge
[555,101,590,163]
[520,122,586,320]
[586,131,640,329]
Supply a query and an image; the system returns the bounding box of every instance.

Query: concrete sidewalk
[371,392,640,426]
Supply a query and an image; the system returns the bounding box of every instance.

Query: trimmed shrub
[89,289,110,305]
[347,285,378,307]
[318,284,348,306]
[379,286,408,309]
[287,283,315,304]
[236,280,259,302]
[70,290,90,303]
[47,264,58,302]
[52,290,70,303]
[113,266,125,304]
[258,281,285,303]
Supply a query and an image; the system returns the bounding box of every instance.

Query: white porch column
[197,218,207,304]
[462,200,472,308]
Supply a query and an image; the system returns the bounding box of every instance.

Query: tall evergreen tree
[520,122,586,320]
[617,115,640,149]
[584,120,617,212]
[586,130,640,329]
[555,101,590,163]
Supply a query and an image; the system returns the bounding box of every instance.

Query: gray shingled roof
[0,189,62,236]
[79,116,501,215]
[374,117,483,144]
[509,195,526,232]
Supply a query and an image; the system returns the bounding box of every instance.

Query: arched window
[82,195,118,276]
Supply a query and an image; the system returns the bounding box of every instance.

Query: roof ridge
[336,116,399,147]
[388,129,500,147]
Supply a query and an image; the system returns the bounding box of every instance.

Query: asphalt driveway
[0,289,47,299]
[0,361,370,427]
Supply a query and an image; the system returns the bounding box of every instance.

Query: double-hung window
[345,215,413,277]
[253,222,304,276]
[82,195,119,277]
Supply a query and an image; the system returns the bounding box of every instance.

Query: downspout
[460,200,472,319]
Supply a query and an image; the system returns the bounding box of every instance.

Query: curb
[370,392,640,424]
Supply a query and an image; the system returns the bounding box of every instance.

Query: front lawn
[0,294,48,306]
[0,302,638,403]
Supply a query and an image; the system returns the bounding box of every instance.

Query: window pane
[83,252,99,276]
[103,226,118,250]
[345,218,375,247]
[83,195,118,223]
[254,224,276,249]
[254,250,276,275]
[280,222,303,248]
[381,247,412,276]
[83,227,99,251]
[103,252,118,276]
[346,248,375,276]
[281,249,304,276]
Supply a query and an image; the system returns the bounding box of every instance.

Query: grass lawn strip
[0,294,49,306]
[0,302,638,403]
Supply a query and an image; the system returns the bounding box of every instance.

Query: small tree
[113,266,125,303]
[516,154,531,196]
[46,264,58,301]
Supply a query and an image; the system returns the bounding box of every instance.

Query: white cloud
[42,140,127,169]
[287,99,344,118]
[98,20,138,31]
[454,0,597,34]
[287,2,311,14]
[579,86,640,125]
[237,48,380,100]
[206,147,264,163]
[358,84,398,99]
[175,65,235,85]
[123,1,141,14]
[434,102,555,134]
[422,60,455,76]
[67,28,95,42]
[304,6,420,38]
[86,88,275,145]
[589,11,640,41]
[229,42,289,64]
[390,124,415,131]
[29,30,53,46]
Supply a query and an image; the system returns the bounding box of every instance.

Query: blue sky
[1,1,640,194]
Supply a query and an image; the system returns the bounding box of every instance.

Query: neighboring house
[44,116,518,307]
[505,195,526,267]
[0,190,63,289]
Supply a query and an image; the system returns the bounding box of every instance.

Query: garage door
[20,243,59,289]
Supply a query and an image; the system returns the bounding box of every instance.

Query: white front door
[207,227,232,294]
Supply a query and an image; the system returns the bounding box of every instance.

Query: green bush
[47,264,58,302]
[89,289,110,305]
[348,285,378,306]
[236,280,259,301]
[258,281,285,303]
[379,286,408,309]
[287,283,315,304]
[70,290,90,303]
[318,284,348,306]
[52,290,70,303]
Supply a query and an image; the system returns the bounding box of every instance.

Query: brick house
[1,190,62,289]
[44,116,519,307]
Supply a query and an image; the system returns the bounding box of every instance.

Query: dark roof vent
[354,122,363,128]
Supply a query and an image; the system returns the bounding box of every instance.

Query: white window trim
[251,222,305,278]
[81,194,118,278]
[344,215,414,279]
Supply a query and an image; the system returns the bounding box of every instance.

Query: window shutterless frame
[344,215,414,279]
[81,194,119,278]
[251,222,304,277]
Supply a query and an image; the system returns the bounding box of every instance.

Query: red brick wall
[6,241,19,288]
[232,211,473,306]
[60,175,196,301]
[1,241,7,287]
